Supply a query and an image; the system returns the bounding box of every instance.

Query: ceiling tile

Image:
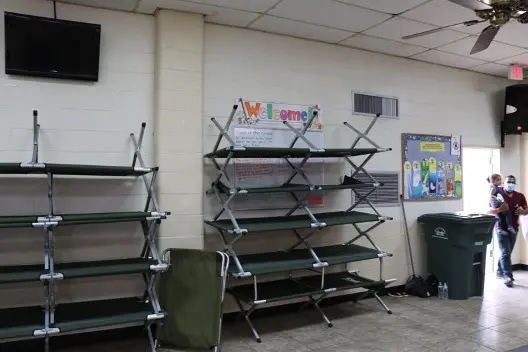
[268,0,391,32]
[411,50,487,68]
[469,63,509,77]
[401,0,485,34]
[363,17,469,48]
[338,0,428,14]
[496,52,528,66]
[341,34,428,57]
[56,0,138,11]
[438,36,525,61]
[494,21,528,48]
[137,0,259,26]
[205,10,259,27]
[249,15,354,43]
[163,0,280,13]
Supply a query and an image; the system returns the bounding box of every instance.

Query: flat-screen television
[4,12,101,82]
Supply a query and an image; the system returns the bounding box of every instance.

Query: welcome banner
[236,98,323,130]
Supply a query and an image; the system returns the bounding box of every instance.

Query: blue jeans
[496,227,517,279]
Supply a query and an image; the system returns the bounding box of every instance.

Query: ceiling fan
[402,0,528,54]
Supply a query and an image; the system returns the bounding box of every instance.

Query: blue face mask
[505,183,516,192]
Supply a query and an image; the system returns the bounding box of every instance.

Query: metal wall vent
[352,171,400,207]
[353,92,399,119]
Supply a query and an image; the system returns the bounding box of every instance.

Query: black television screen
[4,12,101,82]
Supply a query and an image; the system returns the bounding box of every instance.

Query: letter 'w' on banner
[451,136,461,156]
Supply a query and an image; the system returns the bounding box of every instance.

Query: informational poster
[228,98,324,210]
[402,133,462,201]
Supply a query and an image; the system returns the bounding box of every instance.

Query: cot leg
[146,323,157,352]
[373,292,392,314]
[234,298,261,343]
[313,301,333,327]
[305,295,333,327]
[45,335,50,352]
[244,311,261,343]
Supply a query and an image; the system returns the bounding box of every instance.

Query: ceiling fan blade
[448,0,492,11]
[402,27,452,40]
[402,20,483,40]
[470,25,500,54]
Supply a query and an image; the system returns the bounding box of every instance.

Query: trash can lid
[417,212,496,224]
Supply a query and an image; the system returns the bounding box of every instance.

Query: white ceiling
[57,0,528,78]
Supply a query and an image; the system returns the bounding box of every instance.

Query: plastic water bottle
[438,282,444,299]
[444,283,449,300]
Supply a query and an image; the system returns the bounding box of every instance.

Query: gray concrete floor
[68,272,528,352]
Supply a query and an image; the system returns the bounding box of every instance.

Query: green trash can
[417,212,496,300]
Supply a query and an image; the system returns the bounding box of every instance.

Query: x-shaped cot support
[22,117,168,352]
[130,124,171,351]
[207,102,324,240]
[343,113,392,218]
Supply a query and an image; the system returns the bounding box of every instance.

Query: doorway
[462,147,500,274]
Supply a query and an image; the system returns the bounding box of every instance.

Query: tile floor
[70,272,528,352]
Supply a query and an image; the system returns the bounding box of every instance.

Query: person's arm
[489,202,508,215]
[516,194,528,215]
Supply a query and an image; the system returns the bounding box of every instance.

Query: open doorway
[462,147,500,274]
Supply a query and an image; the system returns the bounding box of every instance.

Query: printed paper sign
[451,136,461,156]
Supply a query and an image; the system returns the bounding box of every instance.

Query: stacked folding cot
[204,101,395,342]
[0,113,169,352]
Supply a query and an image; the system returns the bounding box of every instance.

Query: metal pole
[47,173,54,217]
[400,194,416,276]
[132,122,146,168]
[32,110,40,164]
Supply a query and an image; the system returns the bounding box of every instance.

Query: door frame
[462,147,500,274]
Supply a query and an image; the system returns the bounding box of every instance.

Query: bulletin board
[401,133,462,201]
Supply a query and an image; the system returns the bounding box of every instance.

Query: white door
[462,148,500,274]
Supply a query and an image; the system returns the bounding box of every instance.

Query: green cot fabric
[158,249,223,350]
[0,162,152,176]
[204,147,384,159]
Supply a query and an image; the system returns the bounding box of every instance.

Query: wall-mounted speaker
[502,84,528,147]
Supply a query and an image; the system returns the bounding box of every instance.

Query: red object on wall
[509,65,524,81]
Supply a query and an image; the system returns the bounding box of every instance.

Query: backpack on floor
[426,274,439,297]
[404,275,431,298]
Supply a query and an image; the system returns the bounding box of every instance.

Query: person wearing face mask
[489,175,528,287]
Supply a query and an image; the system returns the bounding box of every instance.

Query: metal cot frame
[11,111,169,352]
[205,100,395,342]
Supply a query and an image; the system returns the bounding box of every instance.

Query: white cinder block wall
[0,0,519,312]
[155,10,205,251]
[203,25,512,311]
[0,0,155,307]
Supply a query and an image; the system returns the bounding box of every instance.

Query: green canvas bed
[296,271,387,292]
[0,298,156,340]
[228,244,389,276]
[0,211,169,229]
[0,258,156,284]
[229,271,387,306]
[205,211,385,233]
[0,305,44,340]
[214,180,382,195]
[0,163,154,176]
[54,298,157,333]
[204,146,391,159]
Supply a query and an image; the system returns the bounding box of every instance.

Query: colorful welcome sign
[236,98,323,130]
[230,98,324,210]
